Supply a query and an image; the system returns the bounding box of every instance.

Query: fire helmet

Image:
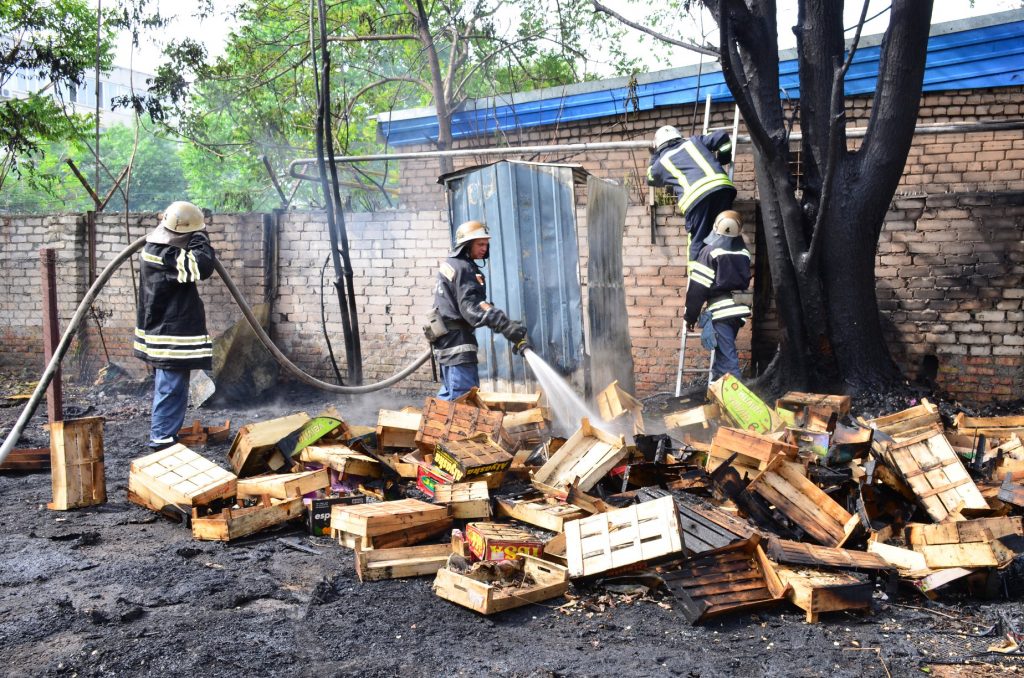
[652,125,683,151]
[454,220,490,247]
[159,201,206,234]
[713,210,743,238]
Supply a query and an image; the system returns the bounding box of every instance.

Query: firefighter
[684,210,751,380]
[647,125,736,265]
[426,220,528,400]
[134,201,216,450]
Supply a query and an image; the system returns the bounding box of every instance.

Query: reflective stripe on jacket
[647,132,735,215]
[684,233,752,327]
[432,253,488,366]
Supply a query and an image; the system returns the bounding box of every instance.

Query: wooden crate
[776,566,873,623]
[433,555,569,615]
[776,392,851,419]
[671,490,761,555]
[766,539,891,571]
[236,469,329,499]
[433,481,491,519]
[707,374,782,434]
[415,397,505,453]
[297,445,381,477]
[595,380,645,435]
[881,430,988,521]
[376,409,422,450]
[176,419,231,448]
[906,516,1023,546]
[502,408,549,449]
[49,417,106,510]
[954,413,1024,441]
[330,498,447,538]
[192,496,304,541]
[495,494,586,533]
[564,496,683,577]
[127,444,237,514]
[532,418,627,492]
[477,391,543,412]
[0,447,50,472]
[746,455,859,547]
[664,404,720,432]
[334,518,454,551]
[863,399,941,441]
[708,427,797,471]
[466,522,545,561]
[227,412,310,477]
[662,537,785,624]
[356,543,452,582]
[433,436,513,481]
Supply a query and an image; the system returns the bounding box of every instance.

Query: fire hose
[0,235,431,462]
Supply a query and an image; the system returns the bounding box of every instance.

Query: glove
[481,307,511,334]
[504,321,527,344]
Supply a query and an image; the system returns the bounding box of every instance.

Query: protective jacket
[134,230,216,371]
[431,253,492,367]
[684,233,752,328]
[647,131,735,215]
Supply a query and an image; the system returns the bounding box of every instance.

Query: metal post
[40,249,63,424]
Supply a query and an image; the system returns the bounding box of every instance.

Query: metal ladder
[673,96,742,397]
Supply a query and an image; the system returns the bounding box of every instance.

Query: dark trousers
[685,190,736,262]
[437,363,480,401]
[711,319,743,380]
[150,368,190,448]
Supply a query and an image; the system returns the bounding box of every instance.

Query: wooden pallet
[355,543,452,582]
[766,539,891,571]
[191,496,304,541]
[532,418,627,492]
[297,445,381,477]
[881,430,989,521]
[415,397,506,453]
[746,455,859,547]
[662,537,785,624]
[48,417,106,510]
[863,399,941,441]
[433,555,569,615]
[433,435,513,482]
[0,447,50,472]
[495,493,587,533]
[227,412,310,477]
[330,498,447,538]
[595,380,645,435]
[376,409,422,450]
[128,445,237,514]
[236,469,329,499]
[707,374,782,434]
[776,565,873,623]
[466,522,545,561]
[564,496,683,578]
[433,481,491,519]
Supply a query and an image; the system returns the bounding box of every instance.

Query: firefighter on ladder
[683,210,751,380]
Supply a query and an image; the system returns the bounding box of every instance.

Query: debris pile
[43,375,1024,626]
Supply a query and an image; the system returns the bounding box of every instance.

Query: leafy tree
[599,0,936,395]
[0,0,115,191]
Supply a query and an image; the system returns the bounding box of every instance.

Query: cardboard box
[305,494,370,536]
[416,463,454,498]
[466,522,544,561]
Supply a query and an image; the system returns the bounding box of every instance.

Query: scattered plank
[905,516,1023,546]
[532,417,627,492]
[912,540,1015,569]
[227,412,310,477]
[236,469,329,500]
[433,555,569,615]
[775,565,873,623]
[0,447,50,472]
[998,471,1024,507]
[355,543,452,582]
[127,444,236,514]
[48,417,106,510]
[564,496,683,578]
[867,541,929,575]
[191,496,304,541]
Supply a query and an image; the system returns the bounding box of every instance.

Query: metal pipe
[287,119,1024,175]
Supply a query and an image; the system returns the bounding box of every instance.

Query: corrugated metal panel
[443,161,585,390]
[378,15,1024,146]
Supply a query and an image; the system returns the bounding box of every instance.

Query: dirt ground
[1,375,1022,678]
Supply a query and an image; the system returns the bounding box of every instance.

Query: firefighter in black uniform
[426,220,528,400]
[647,125,736,266]
[134,201,216,450]
[683,210,751,380]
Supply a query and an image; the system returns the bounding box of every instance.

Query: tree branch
[343,75,431,120]
[327,34,419,42]
[591,0,718,56]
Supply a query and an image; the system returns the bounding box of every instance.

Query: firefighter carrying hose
[647,125,736,265]
[684,210,751,380]
[424,220,529,400]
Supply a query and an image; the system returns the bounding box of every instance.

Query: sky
[98,0,1021,76]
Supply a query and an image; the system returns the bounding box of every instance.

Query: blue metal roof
[377,12,1024,147]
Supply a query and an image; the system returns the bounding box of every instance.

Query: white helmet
[653,125,682,151]
[159,201,206,233]
[453,220,490,247]
[713,210,742,237]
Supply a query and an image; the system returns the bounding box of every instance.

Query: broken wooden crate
[706,426,797,476]
[775,565,873,623]
[227,412,310,477]
[433,435,513,482]
[433,481,491,519]
[128,444,236,516]
[176,419,231,448]
[433,555,569,615]
[297,445,382,478]
[376,408,423,450]
[236,469,329,500]
[745,455,859,548]
[905,516,1020,569]
[477,391,543,412]
[863,399,941,441]
[766,539,892,571]
[671,490,761,555]
[495,493,586,533]
[661,537,785,624]
[532,417,627,493]
[466,522,545,561]
[999,471,1024,507]
[356,543,452,582]
[775,391,851,425]
[331,498,449,550]
[880,429,989,522]
[48,417,106,510]
[595,380,645,435]
[564,495,683,578]
[0,447,50,472]
[501,408,549,449]
[414,397,505,453]
[954,413,1024,442]
[192,496,304,541]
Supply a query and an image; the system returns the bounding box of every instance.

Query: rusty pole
[40,248,63,424]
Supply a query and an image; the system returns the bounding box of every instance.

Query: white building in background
[1,64,153,129]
